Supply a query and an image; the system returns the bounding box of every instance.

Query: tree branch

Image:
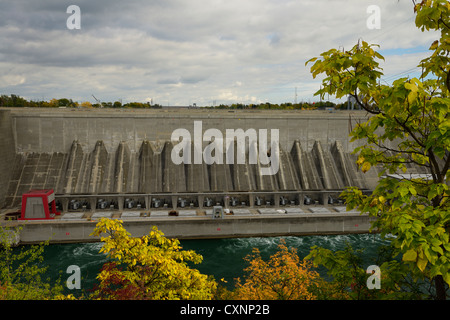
[446,68,450,93]
[427,150,442,184]
[438,14,450,30]
[440,152,450,180]
[352,92,380,114]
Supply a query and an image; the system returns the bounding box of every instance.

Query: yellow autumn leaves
[232,240,320,300]
[403,248,429,273]
[89,219,322,300]
[90,218,216,300]
[357,156,371,173]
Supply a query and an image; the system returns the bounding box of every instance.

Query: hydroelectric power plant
[0,107,425,244]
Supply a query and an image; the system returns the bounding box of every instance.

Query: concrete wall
[11,213,377,244]
[2,108,392,208]
[3,109,379,207]
[0,110,16,208]
[8,108,370,154]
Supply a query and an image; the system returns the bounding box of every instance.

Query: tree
[231,239,319,300]
[89,219,217,300]
[49,98,59,107]
[306,243,426,299]
[0,226,64,299]
[306,0,449,299]
[57,98,71,107]
[81,101,92,108]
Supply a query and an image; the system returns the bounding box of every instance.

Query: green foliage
[0,94,164,109]
[0,95,31,108]
[307,0,449,299]
[0,226,64,300]
[306,244,368,300]
[122,101,161,108]
[206,101,326,110]
[306,243,425,300]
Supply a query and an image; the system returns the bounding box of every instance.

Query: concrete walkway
[1,206,376,244]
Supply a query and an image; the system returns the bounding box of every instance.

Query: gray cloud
[0,0,437,105]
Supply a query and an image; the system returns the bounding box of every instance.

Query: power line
[363,14,415,44]
[381,66,421,83]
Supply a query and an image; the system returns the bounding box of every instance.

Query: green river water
[36,233,390,295]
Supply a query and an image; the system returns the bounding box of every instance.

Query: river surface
[37,233,391,295]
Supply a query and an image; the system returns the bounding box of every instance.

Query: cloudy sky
[0,0,438,106]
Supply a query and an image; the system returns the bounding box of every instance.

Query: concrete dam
[0,107,409,243]
[0,108,382,210]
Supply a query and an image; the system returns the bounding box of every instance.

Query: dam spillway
[5,138,369,208]
[0,107,390,211]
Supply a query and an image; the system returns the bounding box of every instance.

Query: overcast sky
[0,0,438,106]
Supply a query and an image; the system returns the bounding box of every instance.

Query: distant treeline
[0,94,348,110]
[0,95,163,109]
[203,101,347,110]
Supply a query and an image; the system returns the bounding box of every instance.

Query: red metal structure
[19,189,60,220]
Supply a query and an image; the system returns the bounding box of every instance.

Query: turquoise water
[38,233,390,295]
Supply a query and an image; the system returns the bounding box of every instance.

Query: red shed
[19,189,61,220]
